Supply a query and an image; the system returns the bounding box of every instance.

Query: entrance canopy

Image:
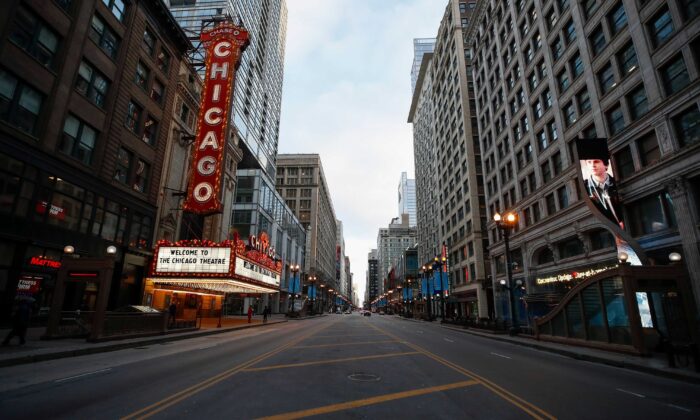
[149,278,279,294]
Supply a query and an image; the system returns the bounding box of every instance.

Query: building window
[134,61,149,91]
[660,55,690,96]
[157,48,171,74]
[299,200,311,209]
[546,193,557,214]
[672,105,700,147]
[627,85,648,120]
[75,60,110,108]
[125,101,142,133]
[143,27,156,56]
[564,102,577,126]
[150,79,164,105]
[614,146,635,179]
[583,0,598,20]
[577,88,591,113]
[558,70,570,92]
[544,89,552,109]
[101,0,126,22]
[114,147,132,184]
[542,161,552,183]
[564,20,576,44]
[9,6,60,68]
[589,25,606,56]
[557,185,569,209]
[607,2,627,34]
[583,124,597,139]
[607,105,625,136]
[537,130,548,151]
[637,133,660,167]
[590,229,615,250]
[627,192,677,236]
[0,69,44,135]
[132,159,149,193]
[558,237,585,258]
[552,37,564,61]
[678,0,700,21]
[598,63,616,94]
[142,115,158,145]
[552,151,563,175]
[537,247,554,264]
[616,42,638,75]
[548,120,559,142]
[649,7,675,47]
[89,15,119,59]
[60,115,97,165]
[570,53,584,78]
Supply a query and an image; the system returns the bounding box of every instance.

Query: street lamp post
[422,265,433,321]
[319,283,325,314]
[308,275,317,315]
[434,256,447,320]
[290,264,300,314]
[494,212,519,335]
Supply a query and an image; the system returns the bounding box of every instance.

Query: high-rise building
[467,0,700,320]
[411,38,436,94]
[0,0,191,323]
[336,219,347,297]
[398,172,417,227]
[167,0,287,179]
[276,154,338,291]
[367,249,379,304]
[409,0,490,318]
[377,214,416,295]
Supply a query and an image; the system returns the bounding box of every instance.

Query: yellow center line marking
[243,351,421,372]
[121,319,337,420]
[312,334,388,338]
[366,322,556,420]
[292,340,402,349]
[257,380,479,420]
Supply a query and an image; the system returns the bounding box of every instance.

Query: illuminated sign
[235,257,280,287]
[535,266,617,285]
[29,256,61,269]
[183,22,249,215]
[248,231,275,259]
[155,247,232,274]
[16,276,41,294]
[35,201,66,220]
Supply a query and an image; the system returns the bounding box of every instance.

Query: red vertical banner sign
[183,23,249,215]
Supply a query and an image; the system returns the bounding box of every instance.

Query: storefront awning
[148,278,279,294]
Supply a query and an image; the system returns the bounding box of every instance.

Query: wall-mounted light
[63,245,75,254]
[618,252,628,263]
[106,245,118,255]
[669,252,682,262]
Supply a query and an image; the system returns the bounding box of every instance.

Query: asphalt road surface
[1,314,699,419]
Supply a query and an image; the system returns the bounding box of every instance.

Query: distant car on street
[363,311,371,317]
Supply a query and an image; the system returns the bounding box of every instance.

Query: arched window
[536,247,554,265]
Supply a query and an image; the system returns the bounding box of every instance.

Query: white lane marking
[444,338,454,343]
[616,388,645,398]
[416,330,423,334]
[55,368,112,383]
[667,404,692,413]
[490,352,512,359]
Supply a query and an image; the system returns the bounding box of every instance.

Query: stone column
[666,177,700,313]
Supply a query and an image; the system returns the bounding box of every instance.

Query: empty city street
[1,315,698,419]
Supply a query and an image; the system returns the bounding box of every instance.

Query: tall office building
[409,0,490,318]
[276,154,338,291]
[336,219,347,297]
[167,0,287,178]
[367,249,379,304]
[398,172,417,227]
[377,214,416,295]
[467,0,700,320]
[411,38,436,94]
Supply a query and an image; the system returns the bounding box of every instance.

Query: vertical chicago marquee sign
[183,22,250,214]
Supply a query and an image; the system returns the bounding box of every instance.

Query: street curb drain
[348,373,381,382]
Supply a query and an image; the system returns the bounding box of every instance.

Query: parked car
[363,311,371,317]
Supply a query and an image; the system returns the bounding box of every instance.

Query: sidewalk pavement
[0,314,289,368]
[396,316,700,384]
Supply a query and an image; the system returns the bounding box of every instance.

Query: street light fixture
[421,264,433,321]
[290,264,300,314]
[434,255,447,320]
[494,211,520,335]
[308,275,317,315]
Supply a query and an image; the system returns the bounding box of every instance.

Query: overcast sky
[278,0,445,303]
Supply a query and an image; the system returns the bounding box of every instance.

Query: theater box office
[144,235,281,320]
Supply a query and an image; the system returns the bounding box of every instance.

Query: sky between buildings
[278,0,445,302]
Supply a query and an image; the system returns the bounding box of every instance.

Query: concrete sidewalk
[0,314,288,368]
[396,316,700,384]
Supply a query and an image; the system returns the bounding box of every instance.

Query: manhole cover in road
[348,373,381,382]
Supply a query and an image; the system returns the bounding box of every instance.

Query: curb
[0,319,287,368]
[439,324,700,385]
